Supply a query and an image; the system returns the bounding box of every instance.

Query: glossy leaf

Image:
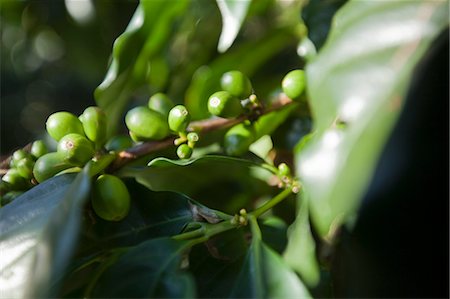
[230,227,311,298]
[95,1,189,135]
[0,172,91,298]
[299,0,449,236]
[118,155,272,197]
[283,190,320,287]
[216,0,252,53]
[90,237,195,298]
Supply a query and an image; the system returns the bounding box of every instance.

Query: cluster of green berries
[0,141,48,206]
[125,93,199,159]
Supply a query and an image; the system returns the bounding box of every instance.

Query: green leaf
[90,238,195,298]
[189,229,248,298]
[95,0,189,135]
[118,155,271,198]
[216,0,252,53]
[299,0,449,236]
[230,228,311,298]
[77,180,194,256]
[283,190,320,287]
[0,171,91,298]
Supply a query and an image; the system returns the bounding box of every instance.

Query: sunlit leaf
[299,0,449,236]
[216,0,252,53]
[0,172,90,298]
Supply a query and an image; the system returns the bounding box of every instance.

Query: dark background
[1,0,138,156]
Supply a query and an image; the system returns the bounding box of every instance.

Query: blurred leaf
[216,0,252,53]
[283,190,320,287]
[299,1,449,236]
[90,237,195,298]
[118,155,271,197]
[78,180,194,256]
[254,102,299,139]
[95,0,189,135]
[0,172,91,298]
[260,216,288,254]
[230,228,311,298]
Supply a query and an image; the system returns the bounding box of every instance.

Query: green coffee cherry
[187,132,199,143]
[168,105,190,133]
[221,70,252,99]
[207,91,244,118]
[30,140,48,159]
[105,135,133,152]
[10,149,31,168]
[148,93,174,117]
[177,144,192,159]
[46,111,85,141]
[57,134,95,166]
[281,70,306,100]
[33,152,75,183]
[2,169,29,190]
[224,123,256,156]
[16,158,35,179]
[1,191,24,206]
[91,174,130,221]
[278,163,291,177]
[79,106,107,147]
[125,106,170,140]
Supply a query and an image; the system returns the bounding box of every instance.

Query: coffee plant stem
[251,187,293,218]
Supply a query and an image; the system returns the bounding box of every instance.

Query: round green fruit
[177,144,192,159]
[16,158,35,179]
[220,70,252,99]
[33,152,76,183]
[277,163,291,177]
[105,135,133,152]
[57,133,95,165]
[30,140,48,159]
[91,174,131,221]
[148,93,174,117]
[224,123,256,156]
[125,106,170,140]
[2,168,29,190]
[281,70,306,100]
[168,105,190,133]
[207,91,243,118]
[79,106,107,146]
[10,149,32,168]
[46,111,85,141]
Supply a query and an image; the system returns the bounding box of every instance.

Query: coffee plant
[1,0,448,298]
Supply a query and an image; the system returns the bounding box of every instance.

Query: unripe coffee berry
[91,174,131,221]
[33,152,75,183]
[10,149,31,168]
[105,135,133,152]
[207,91,243,118]
[30,140,48,159]
[46,111,85,141]
[79,106,107,147]
[125,106,170,140]
[57,134,95,166]
[278,163,291,177]
[148,93,174,117]
[16,158,35,179]
[221,70,252,99]
[2,168,28,190]
[281,70,306,100]
[177,144,192,159]
[168,105,190,133]
[224,123,256,156]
